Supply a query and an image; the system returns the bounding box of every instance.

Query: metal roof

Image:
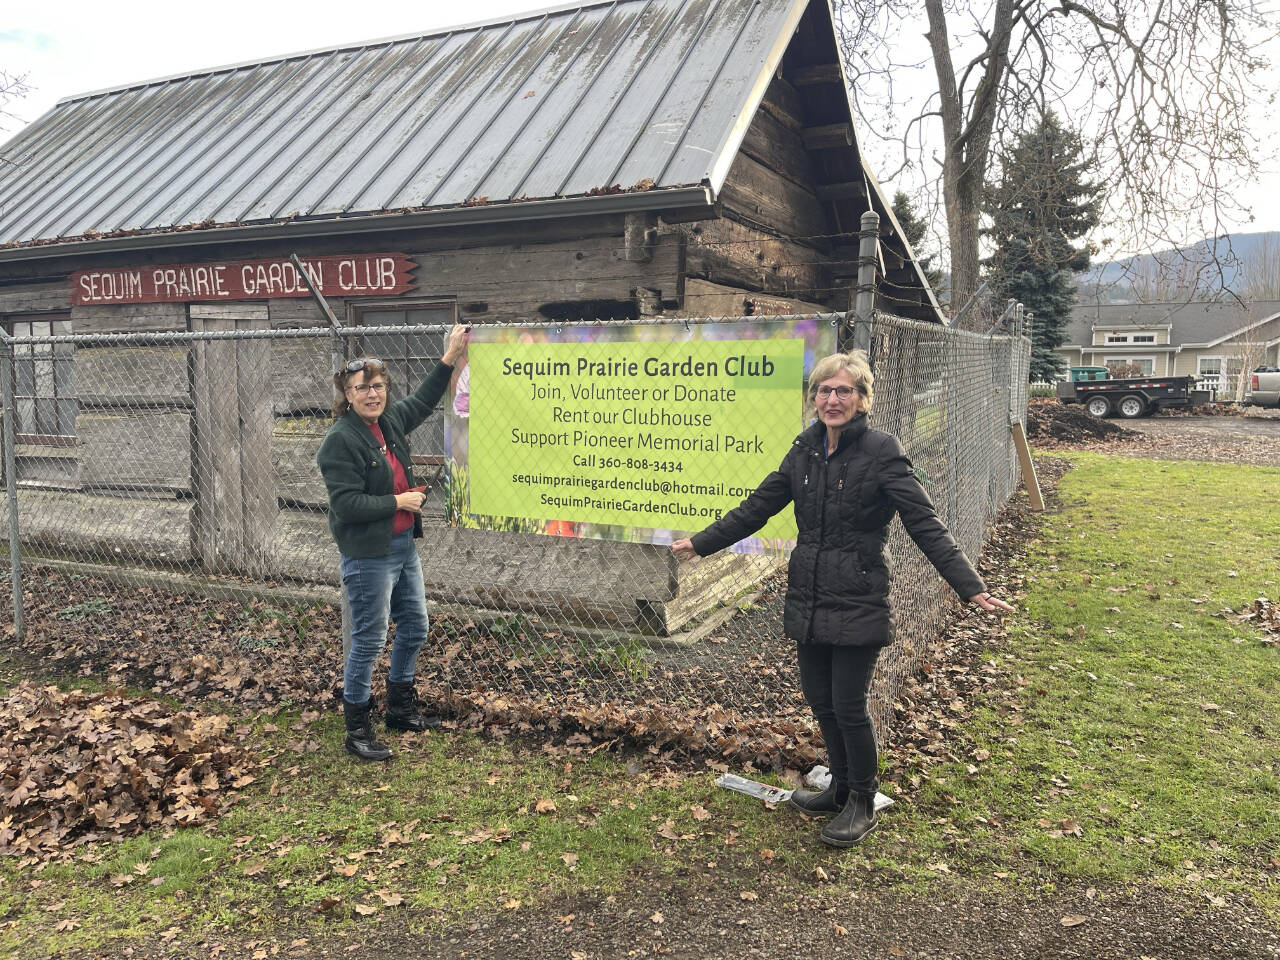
[0,0,807,251]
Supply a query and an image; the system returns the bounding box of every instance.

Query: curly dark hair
[331,358,392,419]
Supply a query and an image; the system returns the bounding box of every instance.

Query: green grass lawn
[876,454,1280,898]
[3,451,1278,954]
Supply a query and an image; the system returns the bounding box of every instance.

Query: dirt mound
[0,682,257,861]
[1026,398,1146,447]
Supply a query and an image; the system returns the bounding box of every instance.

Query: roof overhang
[1200,310,1280,348]
[0,185,714,266]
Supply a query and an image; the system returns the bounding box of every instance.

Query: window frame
[5,313,77,447]
[1105,356,1157,376]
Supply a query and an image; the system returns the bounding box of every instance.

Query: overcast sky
[3,0,1278,258]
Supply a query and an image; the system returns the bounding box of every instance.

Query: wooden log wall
[670,74,833,312]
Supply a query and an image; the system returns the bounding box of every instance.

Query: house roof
[1067,300,1280,348]
[0,0,805,251]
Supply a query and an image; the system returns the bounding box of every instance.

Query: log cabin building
[0,0,943,634]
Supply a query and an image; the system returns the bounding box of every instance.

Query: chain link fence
[0,311,1029,769]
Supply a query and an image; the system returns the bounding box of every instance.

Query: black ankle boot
[344,698,392,761]
[788,782,848,817]
[820,792,877,847]
[385,680,442,732]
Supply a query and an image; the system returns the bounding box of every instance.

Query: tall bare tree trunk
[946,178,983,314]
[924,0,1014,314]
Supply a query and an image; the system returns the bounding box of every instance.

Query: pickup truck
[1055,367,1214,418]
[1244,369,1280,408]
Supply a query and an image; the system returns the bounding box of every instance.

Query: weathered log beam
[788,63,844,86]
[624,212,657,263]
[815,181,869,203]
[801,123,854,151]
[719,154,829,244]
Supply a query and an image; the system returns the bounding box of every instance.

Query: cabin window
[5,315,76,445]
[1131,334,1156,343]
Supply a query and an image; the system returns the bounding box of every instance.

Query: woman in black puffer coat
[673,350,1013,847]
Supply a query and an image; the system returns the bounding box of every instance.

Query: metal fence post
[0,334,24,640]
[851,211,880,357]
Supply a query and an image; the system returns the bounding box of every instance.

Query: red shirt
[366,422,415,534]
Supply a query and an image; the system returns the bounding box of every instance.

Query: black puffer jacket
[690,414,985,647]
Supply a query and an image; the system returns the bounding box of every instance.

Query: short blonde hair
[807,350,874,413]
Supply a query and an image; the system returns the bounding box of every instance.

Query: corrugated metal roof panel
[0,0,806,249]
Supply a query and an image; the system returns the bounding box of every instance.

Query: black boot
[344,698,392,761]
[788,782,848,817]
[820,792,877,847]
[385,680,442,732]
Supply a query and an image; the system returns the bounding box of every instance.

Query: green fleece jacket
[316,362,453,558]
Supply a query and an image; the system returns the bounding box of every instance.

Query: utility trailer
[1055,368,1214,418]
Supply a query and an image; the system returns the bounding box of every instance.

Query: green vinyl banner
[449,319,831,553]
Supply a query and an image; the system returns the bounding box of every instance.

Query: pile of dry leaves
[11,574,822,769]
[0,682,256,861]
[1230,596,1280,645]
[1161,401,1243,417]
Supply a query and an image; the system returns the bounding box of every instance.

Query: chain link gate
[0,312,1029,770]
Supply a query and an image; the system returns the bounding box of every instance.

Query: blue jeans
[341,530,429,705]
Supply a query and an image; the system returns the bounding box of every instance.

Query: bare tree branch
[835,0,1275,307]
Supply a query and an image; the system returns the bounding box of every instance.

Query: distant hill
[1078,231,1280,302]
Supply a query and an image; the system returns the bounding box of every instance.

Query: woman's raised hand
[442,324,471,366]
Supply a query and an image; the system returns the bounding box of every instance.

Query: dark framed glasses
[340,357,382,375]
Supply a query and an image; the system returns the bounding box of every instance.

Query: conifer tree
[983,113,1102,382]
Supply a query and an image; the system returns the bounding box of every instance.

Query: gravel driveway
[1099,408,1280,467]
[1128,410,1280,439]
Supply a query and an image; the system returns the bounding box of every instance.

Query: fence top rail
[868,309,1030,347]
[0,312,1029,350]
[0,313,855,347]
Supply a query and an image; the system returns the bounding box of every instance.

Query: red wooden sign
[71,254,417,305]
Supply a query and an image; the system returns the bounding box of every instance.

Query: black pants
[796,642,881,796]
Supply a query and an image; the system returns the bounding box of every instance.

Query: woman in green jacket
[317,324,469,761]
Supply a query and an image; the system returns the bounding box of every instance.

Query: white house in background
[1061,301,1280,399]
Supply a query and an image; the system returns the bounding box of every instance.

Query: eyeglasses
[341,357,382,374]
[349,381,387,396]
[815,385,856,400]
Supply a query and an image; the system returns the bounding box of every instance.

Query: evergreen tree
[983,113,1102,382]
[891,191,946,304]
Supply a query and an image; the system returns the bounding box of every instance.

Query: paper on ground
[716,773,894,811]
